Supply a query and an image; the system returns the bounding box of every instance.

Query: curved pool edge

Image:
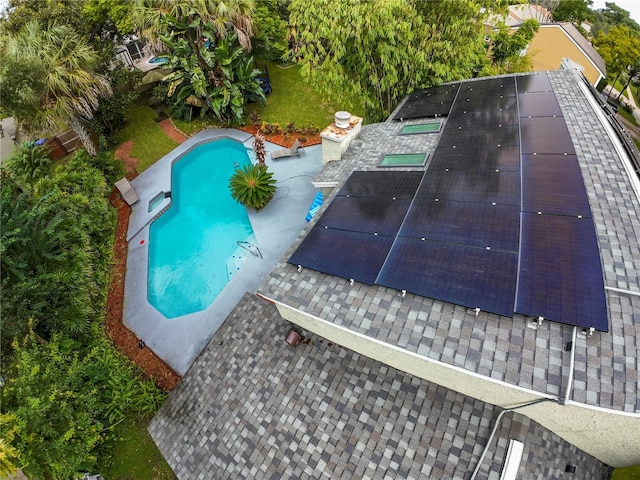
[121,128,323,375]
[126,129,255,242]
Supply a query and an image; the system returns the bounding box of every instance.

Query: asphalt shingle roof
[259,70,640,413]
[149,294,612,479]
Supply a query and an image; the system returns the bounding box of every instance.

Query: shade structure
[141,67,173,85]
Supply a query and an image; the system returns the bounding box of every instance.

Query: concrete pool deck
[123,128,323,374]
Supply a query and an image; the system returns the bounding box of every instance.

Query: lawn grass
[617,107,639,127]
[115,105,179,171]
[612,465,640,480]
[172,59,364,135]
[97,415,174,480]
[244,60,363,129]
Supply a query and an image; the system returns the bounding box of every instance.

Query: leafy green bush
[2,333,167,480]
[229,163,277,210]
[1,141,51,189]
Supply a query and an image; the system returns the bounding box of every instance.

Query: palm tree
[1,22,111,156]
[134,0,256,53]
[133,0,254,105]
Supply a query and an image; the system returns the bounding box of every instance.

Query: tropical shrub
[2,332,167,479]
[1,141,51,189]
[0,151,115,354]
[229,163,277,210]
[2,331,105,480]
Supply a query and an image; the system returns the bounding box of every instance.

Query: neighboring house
[150,69,640,478]
[526,22,606,86]
[483,3,552,35]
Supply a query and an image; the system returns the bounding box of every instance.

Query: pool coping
[123,128,323,374]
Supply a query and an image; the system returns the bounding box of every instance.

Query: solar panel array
[392,83,461,120]
[290,74,608,331]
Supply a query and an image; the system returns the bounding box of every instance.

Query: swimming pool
[148,56,168,64]
[148,139,254,318]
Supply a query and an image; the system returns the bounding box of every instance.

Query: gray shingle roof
[258,70,640,413]
[149,293,612,479]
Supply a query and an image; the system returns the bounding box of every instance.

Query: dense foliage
[594,24,640,97]
[252,0,290,63]
[0,21,111,155]
[482,18,540,75]
[134,0,265,124]
[2,332,165,479]
[1,150,116,349]
[289,0,489,122]
[590,1,640,36]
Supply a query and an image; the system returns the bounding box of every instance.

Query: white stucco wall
[268,298,640,468]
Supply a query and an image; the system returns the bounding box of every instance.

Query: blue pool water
[148,56,168,64]
[148,139,254,318]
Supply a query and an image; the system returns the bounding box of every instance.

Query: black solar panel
[317,196,412,236]
[408,83,461,100]
[288,226,394,285]
[416,170,520,205]
[399,199,520,251]
[520,117,576,155]
[460,77,517,96]
[450,95,517,114]
[393,84,460,120]
[377,238,518,317]
[438,125,520,148]
[288,75,607,331]
[516,74,552,92]
[430,146,521,172]
[338,171,424,199]
[393,102,455,120]
[447,109,520,127]
[455,93,518,111]
[518,92,563,117]
[516,214,608,331]
[521,154,592,217]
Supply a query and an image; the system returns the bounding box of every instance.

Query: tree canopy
[594,24,640,86]
[133,0,264,123]
[488,18,540,72]
[551,0,593,26]
[289,0,488,122]
[0,21,111,155]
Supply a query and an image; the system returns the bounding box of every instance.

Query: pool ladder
[237,240,262,259]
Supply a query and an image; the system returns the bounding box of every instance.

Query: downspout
[562,326,578,405]
[470,325,578,479]
[468,398,555,480]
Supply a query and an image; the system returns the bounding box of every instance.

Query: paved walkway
[626,86,640,124]
[122,128,323,374]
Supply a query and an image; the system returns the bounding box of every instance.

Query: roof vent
[334,111,351,129]
[285,329,302,346]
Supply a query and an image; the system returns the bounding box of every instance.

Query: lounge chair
[271,139,304,160]
[114,177,139,205]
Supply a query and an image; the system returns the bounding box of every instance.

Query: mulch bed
[106,180,181,393]
[237,125,321,148]
[106,121,321,393]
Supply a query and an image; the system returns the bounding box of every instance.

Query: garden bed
[237,125,321,148]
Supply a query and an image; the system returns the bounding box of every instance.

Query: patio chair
[271,139,304,160]
[114,177,139,206]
